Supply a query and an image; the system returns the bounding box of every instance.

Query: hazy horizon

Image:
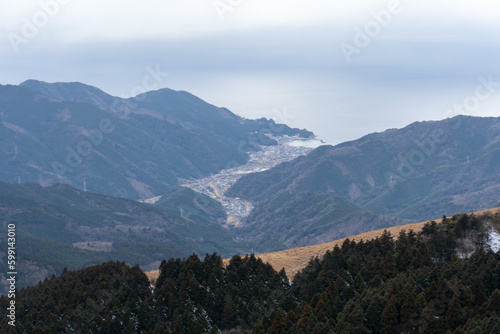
[2,0,500,144]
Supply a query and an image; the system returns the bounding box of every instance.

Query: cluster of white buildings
[181,136,319,224]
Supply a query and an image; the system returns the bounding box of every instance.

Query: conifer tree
[471,277,488,305]
[445,297,463,331]
[485,289,500,315]
[380,296,399,334]
[399,292,419,333]
[221,294,238,330]
[269,309,286,334]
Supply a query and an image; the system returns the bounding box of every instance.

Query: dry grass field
[145,207,500,284]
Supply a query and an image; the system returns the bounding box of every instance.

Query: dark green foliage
[1,254,293,333]
[284,213,500,333]
[0,181,251,293]
[2,213,499,333]
[269,309,286,334]
[0,261,154,333]
[380,297,399,334]
[152,253,293,333]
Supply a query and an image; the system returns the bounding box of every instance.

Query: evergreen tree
[471,277,488,305]
[221,294,238,330]
[365,294,385,334]
[399,292,419,333]
[5,212,500,334]
[380,296,399,334]
[269,309,286,334]
[252,319,266,334]
[446,297,464,330]
[381,251,397,280]
[419,306,437,334]
[485,289,500,315]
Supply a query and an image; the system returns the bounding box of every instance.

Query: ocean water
[286,139,326,148]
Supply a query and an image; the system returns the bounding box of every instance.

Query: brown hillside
[145,207,500,284]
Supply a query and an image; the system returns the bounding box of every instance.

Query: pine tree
[221,294,238,330]
[252,319,266,334]
[419,306,437,334]
[349,303,369,333]
[365,294,385,333]
[269,309,286,334]
[471,277,487,305]
[485,289,500,315]
[297,304,315,330]
[284,309,298,330]
[400,292,419,333]
[380,296,399,334]
[379,230,395,253]
[446,297,464,330]
[381,252,397,280]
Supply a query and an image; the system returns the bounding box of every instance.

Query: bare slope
[251,207,500,279]
[145,207,500,284]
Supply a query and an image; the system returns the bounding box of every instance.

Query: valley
[0,81,313,199]
[3,2,499,331]
[180,136,322,227]
[2,82,500,330]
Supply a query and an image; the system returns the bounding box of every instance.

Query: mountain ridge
[145,206,500,284]
[1,80,312,199]
[224,115,500,250]
[248,206,500,279]
[0,180,251,293]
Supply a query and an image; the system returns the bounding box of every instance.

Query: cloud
[1,0,499,143]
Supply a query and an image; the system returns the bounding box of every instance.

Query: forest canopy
[1,213,500,333]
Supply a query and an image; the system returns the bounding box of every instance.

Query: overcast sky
[1,0,500,144]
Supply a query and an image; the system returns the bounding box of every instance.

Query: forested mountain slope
[0,181,249,293]
[2,210,500,333]
[226,116,500,251]
[0,81,311,199]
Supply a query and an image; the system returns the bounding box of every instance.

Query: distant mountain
[227,116,500,249]
[20,80,312,147]
[0,181,251,291]
[0,81,312,199]
[233,190,411,252]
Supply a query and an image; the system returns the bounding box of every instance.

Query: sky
[1,0,500,144]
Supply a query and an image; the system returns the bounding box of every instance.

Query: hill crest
[145,207,500,284]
